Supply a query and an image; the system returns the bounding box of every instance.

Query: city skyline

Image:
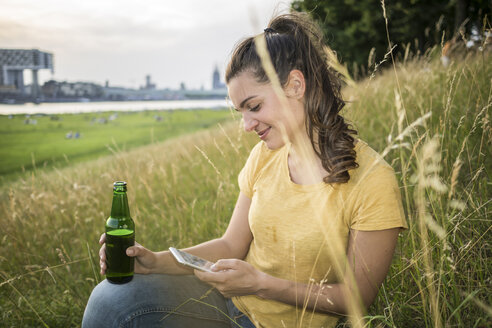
[0,0,292,90]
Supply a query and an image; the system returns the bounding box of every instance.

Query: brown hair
[226,12,358,184]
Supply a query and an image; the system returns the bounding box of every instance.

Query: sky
[0,0,293,90]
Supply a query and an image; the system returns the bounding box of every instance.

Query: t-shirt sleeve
[238,142,263,199]
[349,165,408,230]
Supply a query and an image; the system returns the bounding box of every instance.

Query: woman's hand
[194,259,267,298]
[98,233,158,275]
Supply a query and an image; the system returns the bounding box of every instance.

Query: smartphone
[169,247,214,272]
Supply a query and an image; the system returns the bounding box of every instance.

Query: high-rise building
[142,75,156,90]
[212,65,225,89]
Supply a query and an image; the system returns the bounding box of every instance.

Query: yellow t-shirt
[232,140,407,328]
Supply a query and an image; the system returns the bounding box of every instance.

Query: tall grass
[342,49,491,327]
[0,53,490,327]
[0,116,254,327]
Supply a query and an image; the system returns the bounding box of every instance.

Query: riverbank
[0,99,229,115]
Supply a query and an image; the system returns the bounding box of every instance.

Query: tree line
[291,0,491,77]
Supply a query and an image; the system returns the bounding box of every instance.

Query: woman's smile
[257,127,271,140]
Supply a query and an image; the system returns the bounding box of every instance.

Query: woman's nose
[243,114,258,132]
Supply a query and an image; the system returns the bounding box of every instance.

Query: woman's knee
[82,278,128,328]
[82,274,178,327]
[82,274,231,328]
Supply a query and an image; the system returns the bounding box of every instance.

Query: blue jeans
[82,274,256,328]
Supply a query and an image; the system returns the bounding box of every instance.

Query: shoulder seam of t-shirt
[252,141,285,186]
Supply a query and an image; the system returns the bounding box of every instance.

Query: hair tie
[264,27,276,34]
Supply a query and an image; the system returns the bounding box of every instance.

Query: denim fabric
[225,299,257,328]
[82,274,255,328]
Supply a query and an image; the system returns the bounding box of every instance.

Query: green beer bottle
[105,181,135,284]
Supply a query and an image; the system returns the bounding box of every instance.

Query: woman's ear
[285,70,306,99]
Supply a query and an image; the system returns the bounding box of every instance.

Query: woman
[83,12,406,328]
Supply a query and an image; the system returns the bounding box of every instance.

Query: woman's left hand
[194,259,266,298]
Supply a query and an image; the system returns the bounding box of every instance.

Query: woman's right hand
[99,233,158,275]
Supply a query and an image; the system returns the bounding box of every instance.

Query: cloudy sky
[0,0,292,89]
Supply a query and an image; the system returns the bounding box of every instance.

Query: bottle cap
[113,181,127,192]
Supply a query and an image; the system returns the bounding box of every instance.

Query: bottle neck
[110,191,130,218]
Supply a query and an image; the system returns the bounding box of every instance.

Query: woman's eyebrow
[239,95,258,109]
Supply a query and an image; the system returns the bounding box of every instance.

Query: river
[0,99,230,115]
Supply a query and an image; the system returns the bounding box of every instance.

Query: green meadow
[0,52,490,327]
[0,109,233,185]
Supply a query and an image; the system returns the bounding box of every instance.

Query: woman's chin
[263,139,285,150]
